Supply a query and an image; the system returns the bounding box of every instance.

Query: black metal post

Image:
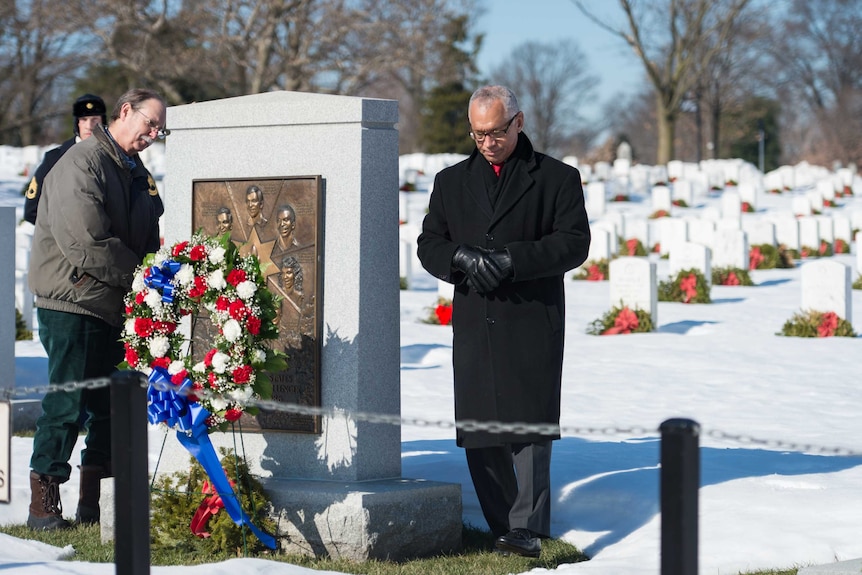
[660,418,700,575]
[111,371,150,575]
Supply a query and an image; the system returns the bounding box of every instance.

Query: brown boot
[76,464,110,525]
[27,471,71,530]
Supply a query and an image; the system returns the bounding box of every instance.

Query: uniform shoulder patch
[147,173,159,196]
[25,177,38,200]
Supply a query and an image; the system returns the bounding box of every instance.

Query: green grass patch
[0,522,588,573]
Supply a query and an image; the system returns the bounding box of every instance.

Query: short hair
[110,88,166,122]
[216,206,232,220]
[246,185,264,201]
[276,203,296,221]
[280,256,304,291]
[468,85,520,120]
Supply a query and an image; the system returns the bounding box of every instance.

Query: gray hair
[469,85,520,120]
[110,88,166,122]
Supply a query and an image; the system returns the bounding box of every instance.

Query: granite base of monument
[101,477,463,561]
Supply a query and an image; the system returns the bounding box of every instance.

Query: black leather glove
[482,248,513,281]
[451,245,502,294]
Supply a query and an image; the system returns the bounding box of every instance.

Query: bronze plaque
[191,177,323,433]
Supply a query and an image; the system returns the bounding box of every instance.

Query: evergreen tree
[726,96,781,172]
[420,82,474,154]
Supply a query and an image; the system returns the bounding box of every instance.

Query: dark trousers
[465,440,553,538]
[30,308,123,480]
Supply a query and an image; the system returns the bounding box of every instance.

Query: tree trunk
[656,97,675,165]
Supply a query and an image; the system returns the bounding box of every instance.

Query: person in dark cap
[23,94,107,224]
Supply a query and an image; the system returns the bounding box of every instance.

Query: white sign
[0,402,8,503]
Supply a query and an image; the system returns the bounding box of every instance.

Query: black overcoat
[417,134,590,448]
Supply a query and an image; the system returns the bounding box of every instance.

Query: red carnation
[228,299,248,320]
[232,365,253,384]
[204,348,217,366]
[171,241,189,257]
[208,372,218,387]
[246,316,262,335]
[170,370,189,385]
[188,276,207,298]
[151,357,171,369]
[215,296,230,311]
[434,304,452,326]
[135,291,146,305]
[134,317,155,337]
[224,408,243,422]
[189,244,207,261]
[226,269,247,286]
[124,348,139,366]
[125,305,133,314]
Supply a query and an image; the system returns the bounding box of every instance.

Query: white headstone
[801,260,851,319]
[672,180,694,206]
[624,216,651,249]
[609,257,658,323]
[742,219,776,247]
[816,179,836,202]
[798,216,821,250]
[686,217,715,250]
[587,228,612,263]
[667,160,684,181]
[670,241,712,285]
[613,158,631,177]
[651,185,672,213]
[813,215,834,243]
[712,228,749,270]
[833,215,852,244]
[792,196,813,217]
[586,181,607,218]
[738,181,757,210]
[773,216,800,251]
[721,191,742,222]
[658,217,688,256]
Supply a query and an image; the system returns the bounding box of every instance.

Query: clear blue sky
[474,0,645,121]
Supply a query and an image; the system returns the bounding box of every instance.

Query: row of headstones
[587,211,862,271]
[585,175,862,220]
[607,253,852,329]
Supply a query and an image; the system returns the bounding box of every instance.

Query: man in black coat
[417,85,590,557]
[24,94,107,224]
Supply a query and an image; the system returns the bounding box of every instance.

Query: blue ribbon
[146,368,276,549]
[144,260,182,303]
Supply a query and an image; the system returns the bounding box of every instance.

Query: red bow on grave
[190,475,236,538]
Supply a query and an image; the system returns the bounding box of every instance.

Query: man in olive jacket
[27,88,167,530]
[417,85,590,558]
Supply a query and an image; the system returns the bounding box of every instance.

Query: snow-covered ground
[2,144,861,574]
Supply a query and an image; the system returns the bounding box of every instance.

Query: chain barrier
[5,375,862,457]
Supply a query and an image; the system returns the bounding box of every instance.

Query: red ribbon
[190,475,236,538]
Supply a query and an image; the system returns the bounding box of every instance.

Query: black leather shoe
[495,528,541,558]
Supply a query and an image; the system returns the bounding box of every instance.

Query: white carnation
[153,252,168,267]
[124,318,136,337]
[208,268,226,290]
[175,263,194,287]
[132,273,146,292]
[144,289,162,311]
[149,335,170,358]
[208,246,226,264]
[192,361,206,373]
[222,318,242,342]
[168,360,185,375]
[252,348,267,365]
[236,280,257,300]
[212,352,229,374]
[229,387,253,403]
[208,396,227,412]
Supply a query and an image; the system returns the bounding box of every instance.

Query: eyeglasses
[134,108,171,140]
[469,113,519,142]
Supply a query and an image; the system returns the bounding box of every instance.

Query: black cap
[72,94,107,135]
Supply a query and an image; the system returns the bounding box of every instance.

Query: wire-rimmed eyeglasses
[469,113,519,143]
[135,108,171,140]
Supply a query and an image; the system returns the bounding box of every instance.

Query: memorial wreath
[120,232,287,549]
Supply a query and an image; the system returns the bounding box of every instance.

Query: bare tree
[575,0,752,164]
[0,0,96,145]
[490,40,597,158]
[767,0,862,166]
